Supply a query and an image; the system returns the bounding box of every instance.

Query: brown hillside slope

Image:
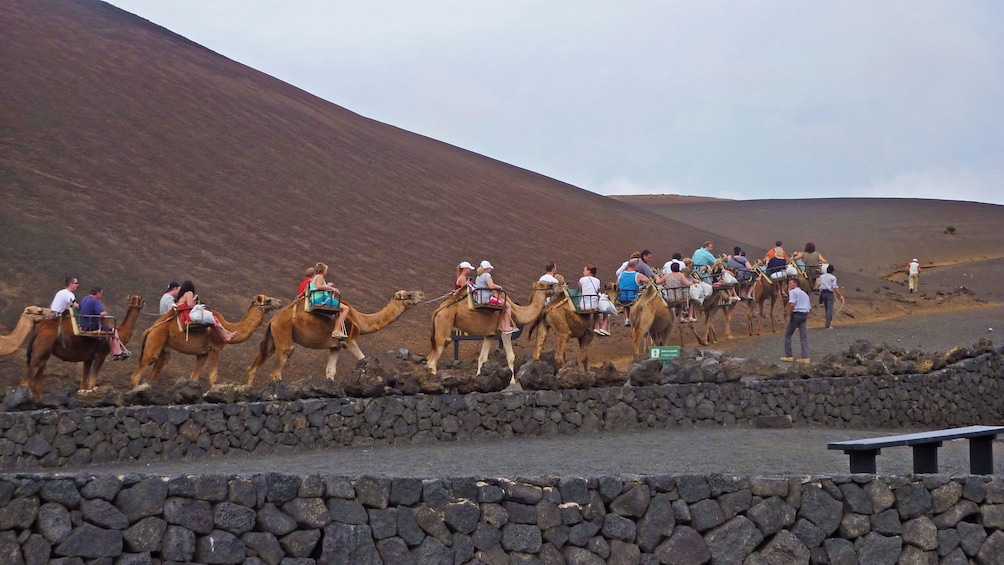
[613,196,1004,280]
[0,0,723,384]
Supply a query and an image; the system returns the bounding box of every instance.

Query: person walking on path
[908,258,921,293]
[782,278,811,362]
[816,265,845,329]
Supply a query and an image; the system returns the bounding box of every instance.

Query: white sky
[104,0,1004,205]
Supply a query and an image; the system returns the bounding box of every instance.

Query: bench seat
[828,425,1004,474]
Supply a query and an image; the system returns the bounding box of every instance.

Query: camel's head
[394,290,426,306]
[532,280,559,296]
[23,305,54,320]
[127,295,145,309]
[253,294,282,312]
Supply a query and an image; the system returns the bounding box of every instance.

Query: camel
[427,280,555,376]
[748,267,812,335]
[693,284,738,344]
[530,291,597,370]
[628,285,678,355]
[24,295,144,396]
[131,294,280,387]
[245,290,425,385]
[0,306,53,356]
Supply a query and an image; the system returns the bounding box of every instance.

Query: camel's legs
[246,332,276,385]
[476,338,493,375]
[190,354,209,383]
[325,347,341,379]
[554,334,570,367]
[500,333,515,383]
[343,340,365,361]
[533,323,550,360]
[207,350,222,387]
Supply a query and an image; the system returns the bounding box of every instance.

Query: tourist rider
[50,276,79,315]
[455,261,474,291]
[176,280,238,343]
[727,248,756,300]
[79,286,131,360]
[579,264,610,336]
[160,281,181,315]
[691,241,716,283]
[539,261,560,304]
[297,266,315,298]
[474,260,516,334]
[309,262,349,339]
[793,243,828,290]
[617,258,650,327]
[657,262,697,323]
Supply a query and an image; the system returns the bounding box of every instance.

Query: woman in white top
[474,261,516,334]
[579,264,609,336]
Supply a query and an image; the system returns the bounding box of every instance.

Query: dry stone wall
[2,472,1004,563]
[1,352,1001,470]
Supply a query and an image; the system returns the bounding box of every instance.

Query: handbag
[189,304,215,325]
[597,293,618,315]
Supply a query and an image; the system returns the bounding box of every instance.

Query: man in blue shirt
[691,241,716,282]
[79,287,132,360]
[781,278,811,362]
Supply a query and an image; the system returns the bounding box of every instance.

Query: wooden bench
[828,425,1004,474]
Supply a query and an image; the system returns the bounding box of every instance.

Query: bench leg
[970,436,995,474]
[847,450,879,473]
[913,443,941,474]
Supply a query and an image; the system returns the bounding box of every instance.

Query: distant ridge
[610,194,730,205]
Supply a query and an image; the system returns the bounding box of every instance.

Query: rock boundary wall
[1,471,1003,563]
[1,352,1001,470]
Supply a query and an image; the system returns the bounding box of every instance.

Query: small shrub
[945,224,956,234]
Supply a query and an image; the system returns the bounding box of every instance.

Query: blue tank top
[618,271,639,293]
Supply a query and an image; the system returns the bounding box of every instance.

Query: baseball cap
[167,281,181,290]
[480,260,494,270]
[459,261,474,270]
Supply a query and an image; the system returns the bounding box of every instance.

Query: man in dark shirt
[79,287,131,360]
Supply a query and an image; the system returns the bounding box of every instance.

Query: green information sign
[649,346,681,360]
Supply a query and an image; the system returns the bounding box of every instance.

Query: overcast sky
[105,0,1004,205]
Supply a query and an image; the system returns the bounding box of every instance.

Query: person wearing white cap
[907,258,921,293]
[455,261,474,291]
[474,260,516,333]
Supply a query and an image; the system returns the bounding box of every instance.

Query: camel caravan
[2,242,829,397]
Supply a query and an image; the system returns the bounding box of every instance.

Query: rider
[79,286,131,360]
[727,248,756,300]
[764,241,790,295]
[617,258,650,327]
[691,241,716,283]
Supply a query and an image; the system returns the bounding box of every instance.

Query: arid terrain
[1,0,1002,393]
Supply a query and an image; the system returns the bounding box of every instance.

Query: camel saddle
[304,290,341,315]
[563,288,598,315]
[467,288,506,311]
[69,308,116,338]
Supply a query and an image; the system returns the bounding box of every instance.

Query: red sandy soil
[1,2,1002,391]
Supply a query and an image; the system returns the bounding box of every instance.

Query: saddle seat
[564,288,598,315]
[69,309,116,338]
[468,287,506,311]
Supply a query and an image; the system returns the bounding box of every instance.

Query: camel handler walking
[781,278,811,363]
[907,258,920,293]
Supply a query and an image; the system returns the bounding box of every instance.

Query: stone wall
[1,352,1002,470]
[2,472,1004,563]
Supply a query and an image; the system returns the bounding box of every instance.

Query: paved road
[53,426,1001,478]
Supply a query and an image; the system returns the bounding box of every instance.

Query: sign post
[649,346,680,365]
